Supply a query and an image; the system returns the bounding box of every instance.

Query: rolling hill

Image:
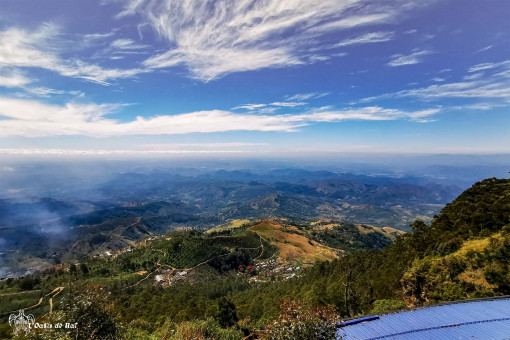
[0,177,508,339]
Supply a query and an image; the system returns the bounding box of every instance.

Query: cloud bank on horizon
[0,0,508,154]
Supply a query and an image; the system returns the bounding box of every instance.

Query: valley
[0,168,461,277]
[0,177,508,339]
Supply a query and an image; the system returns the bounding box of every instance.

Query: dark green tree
[217,297,238,328]
[80,263,90,275]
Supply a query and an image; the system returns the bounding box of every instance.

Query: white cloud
[232,101,306,110]
[364,60,510,102]
[21,87,84,98]
[449,103,506,111]
[463,72,483,80]
[468,60,510,73]
[270,102,306,107]
[111,38,147,50]
[0,25,148,85]
[334,31,394,47]
[312,13,395,32]
[232,104,267,110]
[144,47,302,81]
[388,49,432,66]
[83,31,116,44]
[0,95,439,137]
[0,70,31,87]
[364,81,510,101]
[476,45,493,53]
[117,0,429,80]
[286,92,330,101]
[0,68,84,97]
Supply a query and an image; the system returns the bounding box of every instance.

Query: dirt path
[254,235,265,261]
[46,287,64,314]
[1,286,65,316]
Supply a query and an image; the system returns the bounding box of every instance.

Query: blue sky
[0,0,509,156]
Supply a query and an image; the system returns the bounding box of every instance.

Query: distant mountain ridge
[0,169,462,277]
[0,177,508,339]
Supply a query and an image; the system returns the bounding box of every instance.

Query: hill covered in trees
[0,169,461,277]
[0,178,508,339]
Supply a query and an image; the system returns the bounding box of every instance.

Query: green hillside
[1,178,508,339]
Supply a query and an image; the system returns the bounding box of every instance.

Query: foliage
[310,222,393,252]
[2,178,509,339]
[21,285,122,340]
[370,299,406,314]
[217,298,239,328]
[164,318,244,340]
[263,300,339,340]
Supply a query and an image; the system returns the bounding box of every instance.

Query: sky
[0,0,509,156]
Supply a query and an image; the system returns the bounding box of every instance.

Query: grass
[205,219,251,234]
[248,220,339,262]
[450,234,501,258]
[459,269,497,289]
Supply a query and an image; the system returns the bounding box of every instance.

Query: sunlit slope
[248,220,340,262]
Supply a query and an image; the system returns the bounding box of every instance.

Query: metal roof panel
[337,298,510,340]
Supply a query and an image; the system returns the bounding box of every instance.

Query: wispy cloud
[0,68,83,97]
[363,81,510,102]
[231,104,267,110]
[334,31,394,47]
[0,25,148,85]
[232,101,306,110]
[468,60,510,73]
[232,93,330,112]
[476,45,493,53]
[82,30,116,44]
[110,38,147,50]
[286,92,330,101]
[463,72,483,80]
[0,95,439,137]
[388,49,432,67]
[116,0,430,80]
[0,70,31,88]
[362,59,510,103]
[270,102,306,107]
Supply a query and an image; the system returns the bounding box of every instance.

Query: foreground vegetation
[1,178,508,339]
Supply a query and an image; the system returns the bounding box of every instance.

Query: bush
[370,299,406,314]
[19,278,36,291]
[18,285,122,340]
[217,298,238,328]
[264,300,339,340]
[168,318,244,340]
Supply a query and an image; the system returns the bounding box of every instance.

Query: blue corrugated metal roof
[337,298,510,339]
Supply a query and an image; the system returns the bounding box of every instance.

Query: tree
[264,300,339,340]
[216,297,238,328]
[20,285,122,340]
[80,263,90,275]
[19,278,35,291]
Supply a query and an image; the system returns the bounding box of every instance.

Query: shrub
[264,300,339,340]
[370,299,406,314]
